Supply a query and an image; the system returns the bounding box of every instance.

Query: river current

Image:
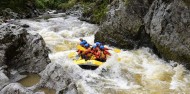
[19,13,190,94]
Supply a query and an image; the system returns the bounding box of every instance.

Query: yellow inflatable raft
[74,59,103,70]
[68,45,103,70]
[69,45,121,70]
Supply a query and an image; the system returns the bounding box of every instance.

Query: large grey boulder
[0,0,40,19]
[95,0,154,49]
[37,63,77,94]
[144,0,190,69]
[0,66,9,90]
[0,24,50,73]
[1,8,19,19]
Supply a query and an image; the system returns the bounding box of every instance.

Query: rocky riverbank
[0,0,190,93]
[0,23,50,93]
[95,0,190,69]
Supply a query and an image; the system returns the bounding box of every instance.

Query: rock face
[0,23,50,93]
[0,0,40,19]
[38,63,77,94]
[95,0,190,69]
[144,0,190,69]
[0,24,50,73]
[95,0,154,49]
[0,67,9,90]
[1,8,19,19]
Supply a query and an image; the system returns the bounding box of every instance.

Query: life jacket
[100,51,106,59]
[91,49,96,55]
[100,46,111,56]
[95,51,107,62]
[84,47,93,58]
[85,47,91,54]
[103,50,111,56]
[95,50,101,59]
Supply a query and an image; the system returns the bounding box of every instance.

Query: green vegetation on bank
[81,0,110,24]
[0,0,29,15]
[0,0,112,23]
[36,0,111,24]
[35,0,77,10]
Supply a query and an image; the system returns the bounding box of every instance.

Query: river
[18,13,190,94]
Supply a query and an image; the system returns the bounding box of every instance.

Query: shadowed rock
[0,68,9,90]
[0,24,50,73]
[37,63,77,94]
[0,23,50,92]
[144,0,190,69]
[95,0,154,49]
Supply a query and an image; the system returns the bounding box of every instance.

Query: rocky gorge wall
[0,23,50,93]
[0,0,40,19]
[95,0,190,69]
[144,0,190,69]
[95,0,154,49]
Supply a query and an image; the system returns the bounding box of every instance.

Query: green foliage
[91,2,108,24]
[0,0,33,16]
[123,0,129,5]
[58,0,77,10]
[35,0,46,9]
[81,0,110,24]
[33,0,78,10]
[0,0,110,23]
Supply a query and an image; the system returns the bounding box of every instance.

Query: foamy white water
[19,14,190,94]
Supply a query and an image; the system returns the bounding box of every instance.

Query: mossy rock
[58,0,77,10]
[95,28,136,49]
[81,0,111,24]
[94,0,154,50]
[154,40,190,69]
[0,0,29,15]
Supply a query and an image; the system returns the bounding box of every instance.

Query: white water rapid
[19,14,190,94]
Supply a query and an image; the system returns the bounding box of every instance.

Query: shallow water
[19,14,190,94]
[18,73,40,87]
[18,73,56,94]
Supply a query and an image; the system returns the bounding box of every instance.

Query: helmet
[100,45,104,49]
[82,40,87,44]
[84,43,89,47]
[80,41,85,45]
[92,45,96,48]
[95,42,101,46]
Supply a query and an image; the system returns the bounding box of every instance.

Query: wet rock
[95,0,154,49]
[66,4,83,18]
[9,70,27,82]
[0,24,50,73]
[0,18,3,25]
[0,83,44,94]
[0,69,9,90]
[144,0,190,69]
[21,24,30,28]
[1,8,19,19]
[0,0,40,19]
[38,63,74,93]
[25,0,41,18]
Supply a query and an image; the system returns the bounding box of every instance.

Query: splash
[19,15,190,94]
